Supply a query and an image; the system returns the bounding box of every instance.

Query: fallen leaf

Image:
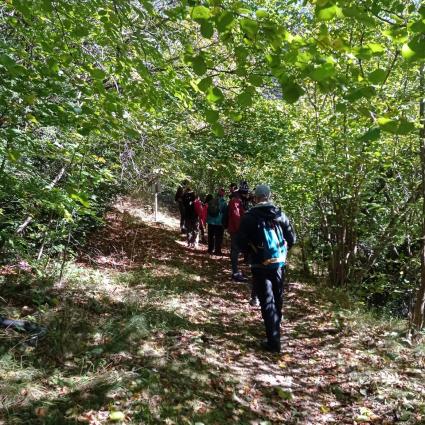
[276,387,293,400]
[109,411,125,422]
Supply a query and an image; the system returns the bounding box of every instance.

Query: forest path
[1,199,424,424]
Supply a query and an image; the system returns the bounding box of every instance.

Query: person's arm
[279,213,296,250]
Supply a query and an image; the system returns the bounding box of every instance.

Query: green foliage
[1,0,425,317]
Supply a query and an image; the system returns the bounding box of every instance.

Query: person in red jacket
[194,195,207,244]
[227,181,249,282]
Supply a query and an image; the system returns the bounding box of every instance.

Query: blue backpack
[259,219,287,268]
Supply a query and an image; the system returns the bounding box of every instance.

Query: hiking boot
[232,272,248,282]
[260,340,281,353]
[249,297,260,307]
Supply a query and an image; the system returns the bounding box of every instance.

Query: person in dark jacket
[236,184,296,353]
[183,187,199,248]
[206,189,227,255]
[175,179,189,233]
[227,182,249,282]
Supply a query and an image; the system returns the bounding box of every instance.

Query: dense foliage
[1,0,425,325]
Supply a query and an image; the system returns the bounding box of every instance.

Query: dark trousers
[178,201,185,231]
[230,234,239,274]
[252,267,284,349]
[208,224,224,254]
[199,221,206,241]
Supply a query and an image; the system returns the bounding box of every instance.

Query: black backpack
[208,197,220,217]
[183,191,195,216]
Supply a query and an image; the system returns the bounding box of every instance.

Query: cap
[254,184,271,199]
[238,180,249,194]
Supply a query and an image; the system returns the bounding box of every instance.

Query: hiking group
[175,180,296,353]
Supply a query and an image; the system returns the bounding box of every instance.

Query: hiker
[206,189,227,256]
[246,188,260,307]
[194,194,207,243]
[175,179,189,233]
[227,181,250,282]
[229,182,238,198]
[182,187,199,248]
[237,184,296,353]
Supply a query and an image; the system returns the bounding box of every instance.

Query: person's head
[218,188,225,197]
[229,183,238,193]
[239,180,249,197]
[205,194,213,203]
[254,184,271,203]
[182,179,189,186]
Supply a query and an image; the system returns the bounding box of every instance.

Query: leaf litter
[1,198,425,424]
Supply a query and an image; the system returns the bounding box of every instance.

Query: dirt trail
[1,199,424,424]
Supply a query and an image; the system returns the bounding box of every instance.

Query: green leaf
[229,111,243,122]
[200,21,214,38]
[212,122,224,137]
[410,19,425,34]
[77,125,93,136]
[73,26,89,37]
[401,43,416,60]
[255,9,268,19]
[249,74,263,87]
[335,102,347,113]
[378,117,415,135]
[368,69,387,84]
[240,19,258,39]
[237,90,253,107]
[7,149,21,162]
[309,63,335,82]
[276,388,293,400]
[345,86,375,102]
[191,6,211,20]
[397,119,416,135]
[342,6,362,17]
[407,36,425,59]
[192,56,207,76]
[377,117,399,134]
[91,68,106,80]
[206,87,224,104]
[368,43,385,55]
[316,4,342,21]
[216,11,234,33]
[109,411,125,422]
[281,81,305,104]
[0,54,16,68]
[198,76,213,93]
[205,109,219,123]
[47,58,60,74]
[70,193,91,208]
[359,127,380,142]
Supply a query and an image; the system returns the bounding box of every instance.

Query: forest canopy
[1,0,425,326]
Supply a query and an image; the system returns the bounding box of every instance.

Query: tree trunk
[412,64,425,329]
